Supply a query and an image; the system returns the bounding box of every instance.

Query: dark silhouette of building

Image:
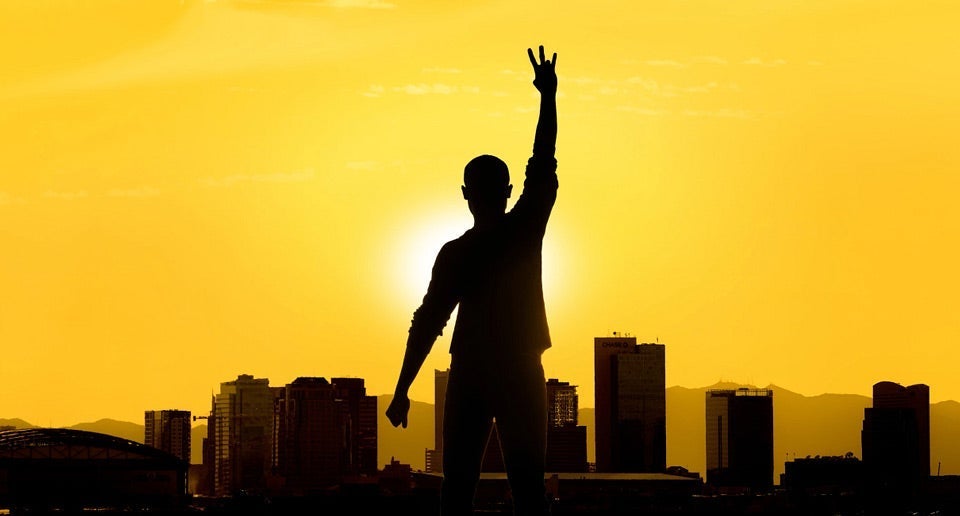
[425,369,449,473]
[594,335,666,472]
[705,388,773,489]
[273,377,343,491]
[330,377,378,477]
[780,453,864,495]
[144,409,191,463]
[272,376,378,492]
[0,428,187,511]
[210,374,275,496]
[861,381,930,496]
[545,378,587,472]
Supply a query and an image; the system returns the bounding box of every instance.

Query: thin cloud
[0,192,27,206]
[681,82,719,94]
[645,59,686,68]
[200,169,316,187]
[625,76,662,95]
[235,0,396,7]
[324,0,395,8]
[346,161,379,171]
[742,58,787,67]
[422,67,462,74]
[394,83,455,95]
[617,106,668,116]
[682,108,755,120]
[44,190,88,201]
[568,76,600,86]
[390,83,480,96]
[106,186,162,198]
[693,56,728,65]
[363,85,385,98]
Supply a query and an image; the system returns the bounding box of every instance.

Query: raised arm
[528,45,558,157]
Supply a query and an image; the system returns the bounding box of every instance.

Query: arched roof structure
[0,428,182,463]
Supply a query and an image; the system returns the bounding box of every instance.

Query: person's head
[461,154,512,223]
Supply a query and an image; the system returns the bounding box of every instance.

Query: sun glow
[393,208,472,308]
[391,206,568,313]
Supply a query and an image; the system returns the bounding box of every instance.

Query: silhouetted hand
[386,393,410,429]
[527,45,558,95]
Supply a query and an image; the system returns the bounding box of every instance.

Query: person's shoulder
[438,229,472,255]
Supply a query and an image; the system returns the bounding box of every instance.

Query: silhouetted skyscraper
[330,377,378,476]
[273,377,342,491]
[705,388,773,489]
[594,335,665,472]
[144,409,191,463]
[426,369,449,473]
[545,378,587,472]
[861,381,930,494]
[212,374,275,496]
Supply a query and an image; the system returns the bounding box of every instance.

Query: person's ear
[462,185,469,200]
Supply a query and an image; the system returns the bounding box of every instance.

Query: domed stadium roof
[0,428,182,463]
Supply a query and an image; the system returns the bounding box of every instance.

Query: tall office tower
[861,382,930,491]
[273,377,342,490]
[200,400,216,496]
[330,377,378,476]
[545,379,587,472]
[425,369,449,473]
[212,374,274,496]
[144,409,192,463]
[594,335,666,472]
[705,388,774,489]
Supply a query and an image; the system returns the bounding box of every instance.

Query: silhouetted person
[386,46,559,516]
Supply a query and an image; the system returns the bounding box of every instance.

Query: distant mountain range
[376,382,960,482]
[5,383,960,483]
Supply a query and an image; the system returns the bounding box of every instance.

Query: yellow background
[1,0,958,426]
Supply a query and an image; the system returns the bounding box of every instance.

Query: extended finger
[552,52,558,67]
[528,48,537,67]
[539,45,546,64]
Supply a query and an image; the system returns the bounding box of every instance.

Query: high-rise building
[144,409,191,463]
[211,374,275,496]
[861,381,930,492]
[273,377,342,490]
[705,388,774,489]
[426,369,449,473]
[545,379,587,472]
[594,335,665,472]
[330,377,378,476]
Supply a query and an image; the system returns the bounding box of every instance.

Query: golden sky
[1,0,958,427]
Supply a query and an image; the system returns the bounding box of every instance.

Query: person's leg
[495,358,547,516]
[441,363,494,516]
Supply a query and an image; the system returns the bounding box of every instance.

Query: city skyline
[2,0,959,428]
[6,375,960,482]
